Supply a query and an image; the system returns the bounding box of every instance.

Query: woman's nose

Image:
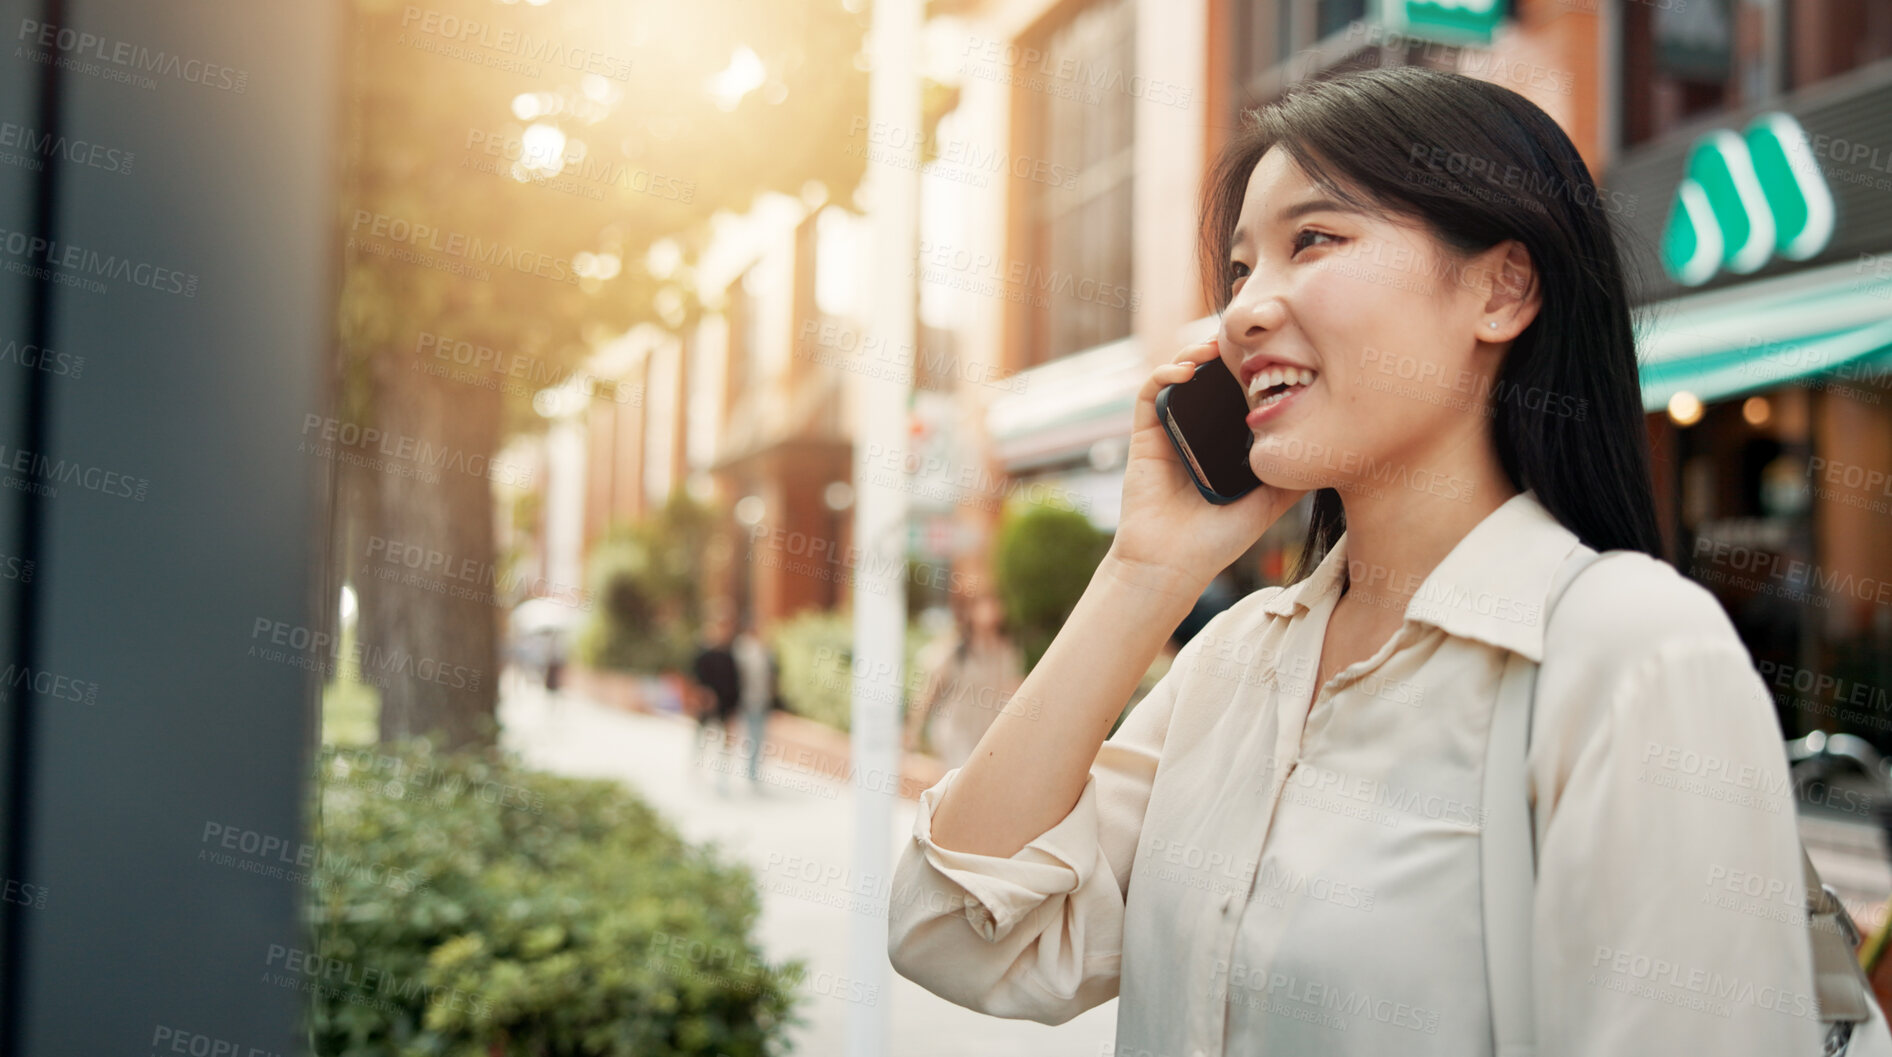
[1219,288,1286,350]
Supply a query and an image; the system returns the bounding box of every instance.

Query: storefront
[1606,63,1892,745]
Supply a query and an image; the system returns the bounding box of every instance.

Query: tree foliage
[336,0,870,746]
[993,500,1110,672]
[575,491,718,676]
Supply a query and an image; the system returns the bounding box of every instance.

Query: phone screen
[1155,355,1262,504]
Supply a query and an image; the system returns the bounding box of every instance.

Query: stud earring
[1487,322,1498,329]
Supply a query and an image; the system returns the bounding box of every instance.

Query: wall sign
[1384,0,1506,46]
[1660,112,1835,287]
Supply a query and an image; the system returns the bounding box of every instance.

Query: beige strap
[1483,647,1542,1056]
[1482,546,1605,1056]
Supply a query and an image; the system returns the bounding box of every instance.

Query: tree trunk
[352,342,504,750]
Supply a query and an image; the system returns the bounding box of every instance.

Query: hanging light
[1668,391,1704,427]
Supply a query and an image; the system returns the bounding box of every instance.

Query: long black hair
[1198,67,1663,585]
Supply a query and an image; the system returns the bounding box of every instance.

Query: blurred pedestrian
[542,629,565,695]
[903,592,1023,771]
[689,606,741,789]
[731,615,776,791]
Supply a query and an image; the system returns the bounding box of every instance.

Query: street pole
[849,0,919,1053]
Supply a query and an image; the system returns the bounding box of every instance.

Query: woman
[903,593,1025,770]
[888,68,1867,1055]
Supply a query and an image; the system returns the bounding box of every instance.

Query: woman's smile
[1245,374,1313,428]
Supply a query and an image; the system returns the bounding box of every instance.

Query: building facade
[1604,0,1892,744]
[565,1,1892,753]
[926,0,1610,595]
[928,0,1892,744]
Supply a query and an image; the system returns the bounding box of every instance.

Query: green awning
[1635,254,1892,412]
[1639,318,1892,412]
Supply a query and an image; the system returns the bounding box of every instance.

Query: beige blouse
[887,489,1833,1056]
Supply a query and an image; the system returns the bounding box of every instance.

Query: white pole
[850,0,919,1052]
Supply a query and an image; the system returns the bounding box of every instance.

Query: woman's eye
[1292,229,1340,255]
[1229,261,1251,287]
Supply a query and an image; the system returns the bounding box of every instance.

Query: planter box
[763,712,948,801]
[568,666,690,716]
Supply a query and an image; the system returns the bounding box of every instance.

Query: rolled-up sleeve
[1531,635,1827,1056]
[886,626,1199,1024]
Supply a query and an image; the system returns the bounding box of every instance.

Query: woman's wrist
[1098,548,1211,606]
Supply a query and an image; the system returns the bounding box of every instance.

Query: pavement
[497,668,1119,1057]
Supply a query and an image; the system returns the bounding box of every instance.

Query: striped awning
[1634,252,1892,411]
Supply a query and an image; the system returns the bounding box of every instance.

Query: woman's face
[1217,148,1526,499]
[969,595,1003,635]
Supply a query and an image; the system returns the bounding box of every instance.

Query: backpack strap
[1482,549,1877,1055]
[1482,544,1605,1057]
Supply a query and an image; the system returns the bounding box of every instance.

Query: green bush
[771,608,928,734]
[576,492,716,676]
[304,742,803,1056]
[993,499,1110,671]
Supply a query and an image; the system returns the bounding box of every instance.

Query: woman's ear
[1477,240,1540,342]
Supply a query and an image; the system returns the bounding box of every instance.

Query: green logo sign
[1394,0,1505,44]
[1660,112,1835,286]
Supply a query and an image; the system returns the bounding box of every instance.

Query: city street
[498,670,1120,1057]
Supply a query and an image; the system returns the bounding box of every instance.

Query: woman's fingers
[1132,360,1198,431]
[1132,340,1223,432]
[1173,338,1220,364]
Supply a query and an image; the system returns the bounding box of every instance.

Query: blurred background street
[4,0,1892,1053]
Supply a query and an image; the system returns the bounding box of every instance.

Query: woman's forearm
[926,551,1206,858]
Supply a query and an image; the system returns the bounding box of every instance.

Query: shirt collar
[1258,489,1581,662]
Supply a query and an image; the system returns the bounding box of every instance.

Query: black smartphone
[1153,354,1262,504]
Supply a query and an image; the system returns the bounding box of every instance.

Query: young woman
[903,593,1026,770]
[888,68,1864,1055]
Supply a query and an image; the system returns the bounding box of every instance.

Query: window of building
[1226,0,1403,125]
[1786,0,1892,90]
[1617,0,1891,173]
[1017,0,1136,366]
[1315,0,1369,42]
[1619,0,1756,149]
[723,273,761,424]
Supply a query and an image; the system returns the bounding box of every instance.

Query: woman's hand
[1107,339,1307,597]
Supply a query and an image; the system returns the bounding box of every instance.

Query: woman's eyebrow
[1233,195,1358,249]
[1275,196,1353,222]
